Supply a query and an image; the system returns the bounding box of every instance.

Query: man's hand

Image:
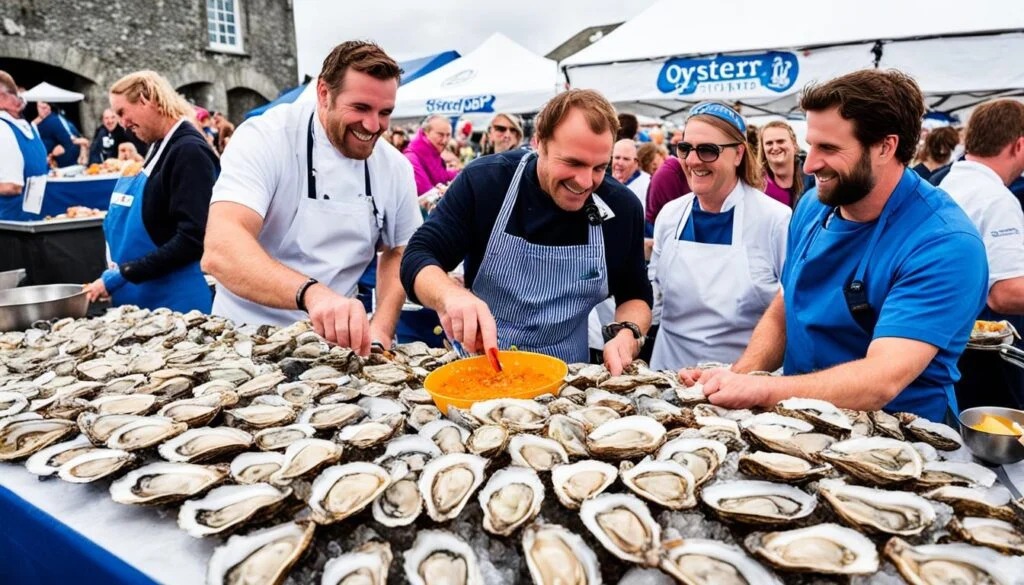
[368,322,393,350]
[51,144,65,158]
[603,329,639,376]
[677,367,705,387]
[83,279,109,303]
[700,368,773,409]
[303,284,371,356]
[438,288,497,354]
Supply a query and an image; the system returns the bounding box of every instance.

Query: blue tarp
[244,50,461,119]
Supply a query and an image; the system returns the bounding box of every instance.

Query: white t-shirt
[210,100,422,325]
[0,112,34,185]
[941,160,1024,291]
[625,171,651,213]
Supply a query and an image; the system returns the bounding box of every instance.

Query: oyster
[224,399,297,430]
[419,419,470,454]
[817,478,935,536]
[419,453,487,522]
[407,404,443,431]
[869,409,905,439]
[110,462,230,505]
[634,395,686,427]
[232,371,287,399]
[884,537,1023,585]
[659,538,782,585]
[544,414,590,458]
[308,462,392,524]
[899,414,963,451]
[268,438,343,485]
[656,437,727,487]
[322,541,392,585]
[478,466,545,536]
[275,381,318,406]
[372,475,423,527]
[88,393,159,416]
[737,451,832,483]
[586,415,666,459]
[567,406,620,429]
[25,435,97,476]
[336,413,404,449]
[585,388,634,415]
[740,413,834,458]
[156,394,227,427]
[362,363,415,385]
[254,424,316,452]
[296,403,365,431]
[817,436,923,485]
[745,523,879,575]
[924,485,1018,522]
[230,451,285,485]
[356,397,407,419]
[915,460,997,490]
[701,480,815,525]
[775,397,852,436]
[403,529,483,585]
[564,364,610,388]
[374,434,441,477]
[521,523,602,585]
[0,416,77,460]
[466,424,510,458]
[550,459,617,510]
[0,391,32,418]
[206,520,315,585]
[56,448,136,483]
[470,398,550,432]
[948,516,1024,556]
[621,457,697,510]
[105,416,188,451]
[580,493,661,566]
[508,435,569,471]
[158,426,253,463]
[178,483,292,537]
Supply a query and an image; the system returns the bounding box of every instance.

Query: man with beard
[678,69,987,422]
[88,108,143,164]
[202,41,422,353]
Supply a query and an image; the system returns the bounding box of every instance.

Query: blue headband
[688,102,747,134]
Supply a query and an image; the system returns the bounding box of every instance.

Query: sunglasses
[678,142,742,162]
[491,124,517,134]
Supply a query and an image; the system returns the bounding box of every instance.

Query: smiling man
[400,89,652,373]
[680,69,988,422]
[202,41,422,353]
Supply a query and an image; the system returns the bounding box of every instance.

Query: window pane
[208,32,217,43]
[226,24,235,35]
[225,0,234,12]
[207,0,215,9]
[226,13,234,24]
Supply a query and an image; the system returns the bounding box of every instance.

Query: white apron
[650,183,777,369]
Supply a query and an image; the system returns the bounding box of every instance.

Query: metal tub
[0,269,26,290]
[0,284,88,332]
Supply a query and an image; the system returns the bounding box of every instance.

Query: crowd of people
[1,38,1023,423]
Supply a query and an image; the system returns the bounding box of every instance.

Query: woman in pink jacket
[404,115,458,195]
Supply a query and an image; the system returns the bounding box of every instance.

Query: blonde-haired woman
[758,120,804,207]
[650,102,791,370]
[83,70,218,312]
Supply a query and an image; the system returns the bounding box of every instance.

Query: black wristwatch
[295,277,318,313]
[603,321,645,348]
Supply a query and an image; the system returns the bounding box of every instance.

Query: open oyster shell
[478,465,544,536]
[206,520,315,585]
[660,538,782,585]
[403,529,483,585]
[884,537,1024,585]
[522,523,602,585]
[745,523,879,575]
[817,478,936,536]
[550,459,617,510]
[580,493,661,567]
[178,482,292,537]
[701,480,816,525]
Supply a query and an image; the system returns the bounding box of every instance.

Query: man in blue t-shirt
[679,69,987,422]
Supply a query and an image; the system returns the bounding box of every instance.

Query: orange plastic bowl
[423,350,568,414]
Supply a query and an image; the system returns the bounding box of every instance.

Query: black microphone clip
[584,203,603,226]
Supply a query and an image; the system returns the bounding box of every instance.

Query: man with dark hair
[941,99,1024,410]
[401,89,652,373]
[617,112,638,141]
[202,41,422,353]
[680,69,987,422]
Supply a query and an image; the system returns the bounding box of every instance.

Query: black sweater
[400,150,652,308]
[120,122,219,284]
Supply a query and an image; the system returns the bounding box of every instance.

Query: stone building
[0,0,297,135]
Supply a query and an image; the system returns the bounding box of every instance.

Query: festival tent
[20,82,84,103]
[561,0,1024,118]
[391,33,559,120]
[244,50,461,119]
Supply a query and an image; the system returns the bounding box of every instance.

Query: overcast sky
[292,0,659,81]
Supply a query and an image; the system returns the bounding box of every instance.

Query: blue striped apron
[472,151,608,363]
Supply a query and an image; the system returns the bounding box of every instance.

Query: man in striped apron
[401,90,653,374]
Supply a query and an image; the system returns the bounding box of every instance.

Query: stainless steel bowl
[0,269,26,290]
[0,284,89,332]
[958,406,1024,465]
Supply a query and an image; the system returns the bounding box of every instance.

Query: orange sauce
[970,414,1021,436]
[436,368,553,399]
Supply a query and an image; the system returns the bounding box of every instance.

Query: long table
[0,217,106,286]
[43,175,118,215]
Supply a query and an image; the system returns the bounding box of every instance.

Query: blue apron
[783,174,955,421]
[472,151,608,363]
[0,117,48,221]
[103,119,212,313]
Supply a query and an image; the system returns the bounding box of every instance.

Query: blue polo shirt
[782,169,987,421]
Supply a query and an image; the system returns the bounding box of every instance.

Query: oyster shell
[701,480,815,525]
[308,462,392,524]
[105,416,188,451]
[655,437,727,487]
[403,529,483,585]
[567,406,620,429]
[550,460,618,510]
[419,419,470,454]
[521,523,602,585]
[586,415,666,459]
[620,457,697,510]
[230,451,285,485]
[206,520,315,585]
[254,424,316,452]
[478,466,545,536]
[0,390,32,418]
[580,493,661,566]
[508,434,569,471]
[585,388,634,415]
[336,413,404,449]
[899,414,963,451]
[156,394,226,427]
[372,476,423,527]
[659,538,782,585]
[158,426,253,463]
[914,461,997,490]
[470,398,549,432]
[948,516,1024,556]
[407,404,443,431]
[268,438,343,485]
[737,451,832,483]
[745,523,879,575]
[296,403,365,431]
[775,397,853,436]
[24,435,97,476]
[419,453,487,522]
[869,409,905,439]
[56,448,136,483]
[740,413,834,458]
[178,482,292,538]
[924,485,1018,522]
[374,434,441,477]
[466,424,510,458]
[544,414,590,458]
[224,398,297,430]
[88,393,159,416]
[817,478,935,536]
[884,537,1023,585]
[322,541,392,585]
[0,416,77,460]
[110,462,230,505]
[817,436,923,485]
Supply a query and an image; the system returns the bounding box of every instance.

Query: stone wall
[0,0,297,133]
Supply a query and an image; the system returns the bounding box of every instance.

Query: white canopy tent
[20,82,84,103]
[392,33,559,121]
[562,0,1024,119]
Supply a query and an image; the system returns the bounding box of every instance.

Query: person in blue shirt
[0,71,49,221]
[34,101,88,168]
[679,69,988,423]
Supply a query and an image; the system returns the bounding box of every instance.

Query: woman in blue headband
[648,102,792,369]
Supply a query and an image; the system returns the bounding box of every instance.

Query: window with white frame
[207,0,244,52]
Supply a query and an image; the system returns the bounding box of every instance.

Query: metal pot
[0,284,89,332]
[0,269,26,290]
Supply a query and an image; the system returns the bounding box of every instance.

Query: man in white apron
[202,41,422,354]
[401,90,653,374]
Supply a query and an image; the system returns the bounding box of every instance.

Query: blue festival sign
[425,95,496,115]
[656,51,799,96]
